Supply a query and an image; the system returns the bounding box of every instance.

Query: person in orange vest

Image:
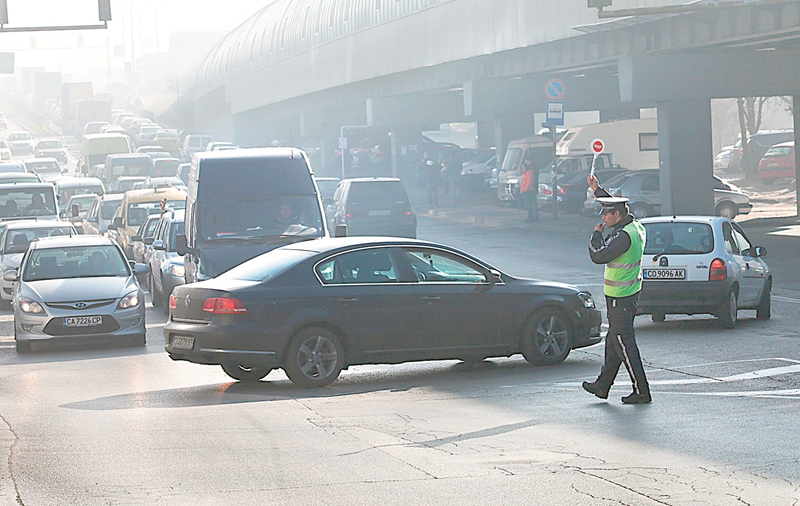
[519,157,538,222]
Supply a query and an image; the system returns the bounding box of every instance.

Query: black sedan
[164,238,601,387]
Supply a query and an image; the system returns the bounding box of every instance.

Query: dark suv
[326,177,417,238]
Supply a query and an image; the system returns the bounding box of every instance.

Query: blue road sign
[545,79,565,101]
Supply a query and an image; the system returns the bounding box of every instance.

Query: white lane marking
[652,357,800,370]
[0,315,13,323]
[773,295,800,304]
[649,364,800,386]
[659,389,800,399]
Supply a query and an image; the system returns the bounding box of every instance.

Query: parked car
[0,139,11,160]
[34,139,68,164]
[728,130,794,174]
[714,145,734,172]
[326,177,416,238]
[82,194,123,236]
[0,221,76,302]
[758,141,794,185]
[147,209,185,312]
[7,131,35,155]
[540,168,628,213]
[7,235,149,353]
[583,169,752,219]
[460,150,497,186]
[164,237,602,386]
[23,158,66,181]
[638,216,770,328]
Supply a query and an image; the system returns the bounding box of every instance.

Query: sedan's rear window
[220,248,315,282]
[347,182,410,210]
[644,223,714,255]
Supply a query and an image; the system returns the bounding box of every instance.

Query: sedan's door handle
[336,298,358,303]
[421,296,441,301]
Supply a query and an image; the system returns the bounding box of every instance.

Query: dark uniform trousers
[596,293,650,395]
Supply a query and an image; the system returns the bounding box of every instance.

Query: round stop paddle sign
[591,138,605,155]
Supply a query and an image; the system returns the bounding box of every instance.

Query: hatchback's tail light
[169,294,177,311]
[709,258,727,281]
[202,297,248,315]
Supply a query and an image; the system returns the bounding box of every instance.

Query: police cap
[597,197,629,214]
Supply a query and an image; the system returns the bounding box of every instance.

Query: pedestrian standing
[519,157,538,222]
[441,158,461,204]
[582,174,651,404]
[422,155,440,206]
[417,151,432,188]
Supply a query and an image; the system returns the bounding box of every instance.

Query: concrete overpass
[180,0,800,216]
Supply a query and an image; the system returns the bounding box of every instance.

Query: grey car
[82,193,123,236]
[147,209,185,312]
[7,235,149,352]
[584,169,752,219]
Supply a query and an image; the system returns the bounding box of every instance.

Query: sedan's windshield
[23,245,129,281]
[26,161,60,174]
[4,226,74,254]
[0,188,57,218]
[36,140,63,149]
[197,196,324,244]
[644,223,714,255]
[111,161,153,179]
[9,133,31,141]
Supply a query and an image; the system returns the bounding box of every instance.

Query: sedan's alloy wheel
[284,327,344,387]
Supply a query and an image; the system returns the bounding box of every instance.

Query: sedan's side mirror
[133,263,150,275]
[71,204,80,218]
[144,237,154,246]
[754,246,767,257]
[488,269,502,284]
[62,167,68,174]
[175,234,197,256]
[334,224,348,238]
[113,216,123,228]
[87,216,98,223]
[3,270,17,282]
[152,240,166,251]
[130,235,142,243]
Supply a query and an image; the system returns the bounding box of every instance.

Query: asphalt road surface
[1,202,799,505]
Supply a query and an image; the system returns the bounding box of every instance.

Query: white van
[497,134,555,203]
[556,118,659,171]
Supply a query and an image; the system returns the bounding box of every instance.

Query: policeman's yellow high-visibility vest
[604,220,646,297]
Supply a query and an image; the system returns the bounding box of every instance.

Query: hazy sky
[2,0,271,70]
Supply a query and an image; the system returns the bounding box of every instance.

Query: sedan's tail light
[202,297,248,315]
[709,258,727,281]
[169,294,177,311]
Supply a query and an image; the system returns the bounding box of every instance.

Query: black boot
[621,391,652,404]
[582,381,609,399]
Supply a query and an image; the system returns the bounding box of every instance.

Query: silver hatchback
[637,216,770,328]
[7,235,150,352]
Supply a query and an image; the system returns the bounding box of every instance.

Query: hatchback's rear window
[347,182,410,209]
[644,223,714,255]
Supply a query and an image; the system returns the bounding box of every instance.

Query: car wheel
[150,274,162,308]
[651,312,666,322]
[221,363,273,382]
[761,178,775,185]
[717,289,738,329]
[131,334,146,347]
[283,327,345,388]
[521,308,572,366]
[716,202,737,219]
[630,203,649,219]
[756,281,771,320]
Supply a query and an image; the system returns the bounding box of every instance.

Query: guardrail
[0,95,52,137]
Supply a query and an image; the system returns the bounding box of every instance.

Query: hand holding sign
[590,138,604,176]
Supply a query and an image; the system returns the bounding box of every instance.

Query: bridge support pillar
[657,99,715,216]
[794,95,800,218]
[494,114,534,164]
[477,121,496,151]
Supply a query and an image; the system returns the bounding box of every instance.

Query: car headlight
[117,291,140,309]
[577,292,596,308]
[169,264,185,277]
[19,298,45,314]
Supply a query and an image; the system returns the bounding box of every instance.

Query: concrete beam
[620,48,800,102]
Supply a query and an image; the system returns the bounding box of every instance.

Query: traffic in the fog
[2,1,800,505]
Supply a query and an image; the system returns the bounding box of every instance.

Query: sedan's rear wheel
[283,327,344,388]
[716,202,737,219]
[521,308,572,366]
[651,312,666,322]
[221,363,273,382]
[630,204,649,220]
[717,289,738,329]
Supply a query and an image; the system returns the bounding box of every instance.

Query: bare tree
[736,97,788,178]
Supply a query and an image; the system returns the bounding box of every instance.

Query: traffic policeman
[582,174,651,404]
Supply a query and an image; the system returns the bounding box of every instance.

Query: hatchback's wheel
[716,202,737,219]
[630,204,649,219]
[521,308,572,365]
[130,334,146,347]
[221,363,273,382]
[651,312,666,322]
[15,339,31,353]
[756,281,771,320]
[283,327,345,388]
[717,289,738,329]
[150,274,162,308]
